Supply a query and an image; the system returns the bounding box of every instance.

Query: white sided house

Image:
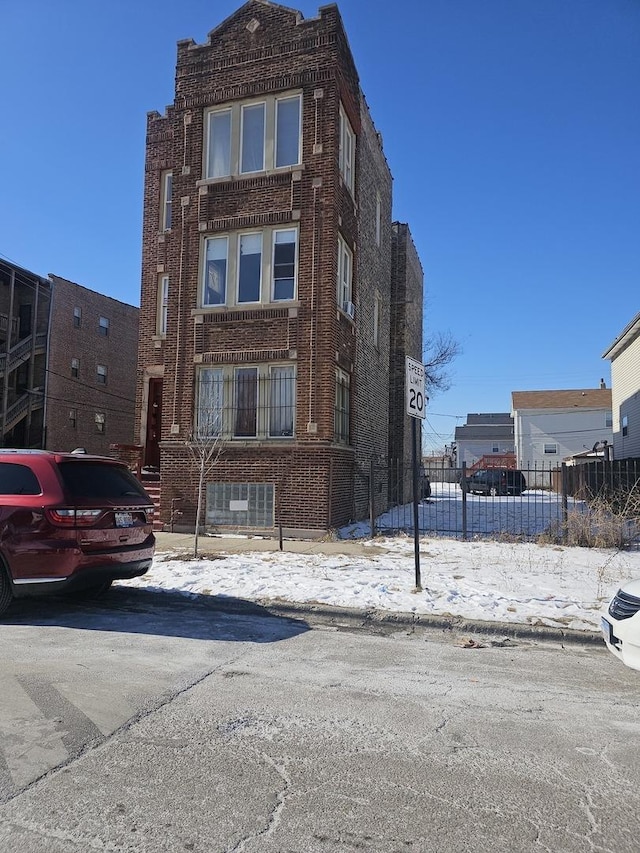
[603,311,640,459]
[454,413,514,469]
[511,388,613,477]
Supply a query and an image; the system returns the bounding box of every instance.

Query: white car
[602,579,640,671]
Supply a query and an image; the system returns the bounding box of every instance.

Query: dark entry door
[144,378,163,469]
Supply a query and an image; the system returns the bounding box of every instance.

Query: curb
[256,598,604,645]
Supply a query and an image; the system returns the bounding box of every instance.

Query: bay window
[238,233,262,303]
[203,237,228,306]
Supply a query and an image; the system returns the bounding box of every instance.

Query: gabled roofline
[602,311,640,360]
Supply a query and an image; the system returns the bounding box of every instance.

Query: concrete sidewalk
[154,531,387,557]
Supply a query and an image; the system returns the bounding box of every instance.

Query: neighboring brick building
[0,260,139,453]
[136,1,423,535]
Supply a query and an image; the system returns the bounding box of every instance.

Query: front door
[144,378,163,469]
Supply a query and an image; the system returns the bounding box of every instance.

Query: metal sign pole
[412,416,421,591]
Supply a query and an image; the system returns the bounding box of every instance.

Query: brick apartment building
[136,0,423,535]
[0,260,139,453]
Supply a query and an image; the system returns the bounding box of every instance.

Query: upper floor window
[69,408,77,429]
[544,443,558,455]
[622,415,629,437]
[99,316,110,337]
[605,411,613,428]
[97,364,107,384]
[205,93,302,180]
[71,357,79,379]
[161,170,172,232]
[375,193,381,246]
[95,412,106,433]
[202,227,298,308]
[157,274,169,336]
[339,105,355,194]
[373,291,381,348]
[337,235,353,314]
[73,307,82,328]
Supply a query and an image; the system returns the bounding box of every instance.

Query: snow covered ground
[120,481,640,634]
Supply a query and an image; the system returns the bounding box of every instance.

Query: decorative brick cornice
[201,349,293,364]
[202,210,293,233]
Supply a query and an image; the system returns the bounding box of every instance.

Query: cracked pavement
[1,590,640,852]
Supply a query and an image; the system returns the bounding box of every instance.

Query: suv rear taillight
[46,508,103,527]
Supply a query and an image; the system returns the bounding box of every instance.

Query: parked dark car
[461,468,527,497]
[0,449,155,616]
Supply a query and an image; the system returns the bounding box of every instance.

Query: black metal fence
[375,458,640,542]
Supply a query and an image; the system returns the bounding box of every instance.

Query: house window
[337,235,353,312]
[272,229,297,301]
[622,415,629,437]
[544,443,558,454]
[241,103,265,173]
[206,109,232,179]
[73,307,82,328]
[196,367,224,438]
[97,364,107,384]
[238,233,262,303]
[606,411,613,428]
[196,364,296,440]
[375,192,381,246]
[275,96,301,168]
[99,317,109,337]
[205,94,301,180]
[492,445,500,453]
[373,291,381,348]
[269,366,295,437]
[161,170,172,232]
[95,413,106,433]
[203,237,228,306]
[69,409,77,429]
[201,227,298,308]
[71,358,79,379]
[335,369,350,444]
[158,275,169,336]
[339,105,355,193]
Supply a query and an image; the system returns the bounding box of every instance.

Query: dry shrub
[539,483,640,549]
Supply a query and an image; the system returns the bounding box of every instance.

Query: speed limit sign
[406,356,426,419]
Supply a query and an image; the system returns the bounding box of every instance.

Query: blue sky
[1,0,638,450]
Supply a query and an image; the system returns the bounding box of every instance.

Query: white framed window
[238,233,262,303]
[161,170,172,232]
[95,412,106,433]
[203,236,228,306]
[69,408,77,429]
[335,368,350,444]
[275,96,301,167]
[206,109,232,179]
[337,235,353,312]
[71,358,79,378]
[269,365,295,437]
[196,367,224,438]
[157,275,169,336]
[339,104,355,193]
[201,227,298,308]
[272,229,297,301]
[99,316,109,337]
[204,93,301,180]
[605,411,613,428]
[97,364,107,385]
[196,364,296,440]
[492,445,500,453]
[543,443,558,454]
[375,192,381,246]
[241,102,266,174]
[622,415,629,437]
[73,307,81,328]
[373,291,381,348]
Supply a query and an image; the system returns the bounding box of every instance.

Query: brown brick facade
[136,1,422,535]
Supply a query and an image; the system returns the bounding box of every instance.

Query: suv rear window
[57,462,150,500]
[0,462,42,495]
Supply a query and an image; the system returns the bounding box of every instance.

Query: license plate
[115,511,134,528]
[601,616,612,643]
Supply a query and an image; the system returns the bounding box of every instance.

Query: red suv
[0,449,155,616]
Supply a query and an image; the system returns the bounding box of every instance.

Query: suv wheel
[0,565,13,616]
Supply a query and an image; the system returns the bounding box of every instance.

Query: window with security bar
[196,365,296,440]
